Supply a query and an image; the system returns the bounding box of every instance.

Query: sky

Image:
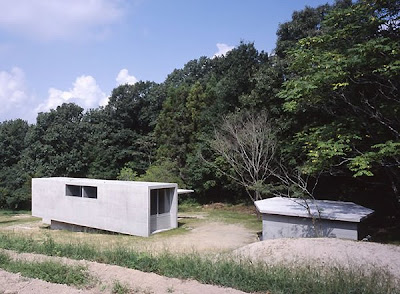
[0,0,334,123]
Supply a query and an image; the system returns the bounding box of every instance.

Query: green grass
[207,209,261,231]
[0,210,39,228]
[111,280,132,294]
[179,202,262,231]
[0,232,397,294]
[0,251,92,287]
[0,210,31,216]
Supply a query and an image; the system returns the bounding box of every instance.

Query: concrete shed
[255,197,374,241]
[32,177,184,237]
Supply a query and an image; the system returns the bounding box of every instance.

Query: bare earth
[146,221,258,253]
[234,237,400,280]
[1,220,400,293]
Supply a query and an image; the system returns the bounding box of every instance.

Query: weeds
[0,233,397,293]
[111,280,132,294]
[0,251,92,287]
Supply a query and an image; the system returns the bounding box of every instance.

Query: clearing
[0,206,399,293]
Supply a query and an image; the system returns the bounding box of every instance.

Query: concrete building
[255,197,374,240]
[32,177,189,237]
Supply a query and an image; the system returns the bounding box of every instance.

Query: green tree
[22,103,88,178]
[0,119,30,208]
[278,0,400,211]
[86,82,166,179]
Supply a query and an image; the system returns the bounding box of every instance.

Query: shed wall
[262,214,358,240]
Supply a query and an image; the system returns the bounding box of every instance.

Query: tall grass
[0,232,397,294]
[0,251,91,287]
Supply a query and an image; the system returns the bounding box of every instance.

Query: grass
[0,207,398,293]
[0,209,202,252]
[111,280,132,294]
[179,201,262,231]
[0,210,31,216]
[0,250,92,287]
[0,233,397,294]
[207,208,261,231]
[0,205,260,253]
[0,210,39,228]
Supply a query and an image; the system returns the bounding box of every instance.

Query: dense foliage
[0,0,398,218]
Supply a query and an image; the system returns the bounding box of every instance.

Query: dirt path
[0,269,90,294]
[0,249,245,294]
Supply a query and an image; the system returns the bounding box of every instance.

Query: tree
[138,159,185,187]
[86,82,166,178]
[275,3,332,58]
[0,119,30,208]
[278,0,400,212]
[22,103,88,177]
[208,110,277,202]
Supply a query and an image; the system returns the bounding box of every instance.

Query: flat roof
[34,177,176,188]
[255,197,374,222]
[177,189,194,194]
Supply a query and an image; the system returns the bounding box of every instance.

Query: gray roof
[36,177,177,188]
[255,197,374,222]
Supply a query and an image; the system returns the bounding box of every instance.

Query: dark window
[150,188,173,216]
[66,185,97,199]
[83,186,97,198]
[66,185,81,197]
[150,190,158,215]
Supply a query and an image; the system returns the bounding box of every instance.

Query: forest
[0,0,399,225]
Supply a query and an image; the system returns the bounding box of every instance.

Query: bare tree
[207,110,324,235]
[208,110,276,202]
[271,162,324,236]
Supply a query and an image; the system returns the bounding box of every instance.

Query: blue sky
[0,0,333,123]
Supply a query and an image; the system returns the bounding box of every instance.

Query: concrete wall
[32,178,178,237]
[262,214,358,240]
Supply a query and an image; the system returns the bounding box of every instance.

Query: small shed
[255,197,374,240]
[32,177,190,237]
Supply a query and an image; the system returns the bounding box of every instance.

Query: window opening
[150,188,173,216]
[150,190,158,215]
[83,186,97,198]
[66,185,81,197]
[66,185,97,199]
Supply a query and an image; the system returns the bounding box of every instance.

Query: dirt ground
[1,213,400,293]
[146,221,258,253]
[0,217,256,294]
[0,248,246,294]
[234,237,400,280]
[3,219,258,254]
[1,235,400,293]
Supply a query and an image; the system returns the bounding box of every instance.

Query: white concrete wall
[262,214,358,240]
[32,178,178,237]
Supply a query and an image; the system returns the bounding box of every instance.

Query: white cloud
[0,67,38,122]
[0,67,29,113]
[0,0,126,41]
[213,43,235,58]
[116,69,138,86]
[36,75,107,113]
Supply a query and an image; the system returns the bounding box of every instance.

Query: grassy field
[0,210,38,228]
[0,203,261,253]
[0,206,398,293]
[0,232,397,294]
